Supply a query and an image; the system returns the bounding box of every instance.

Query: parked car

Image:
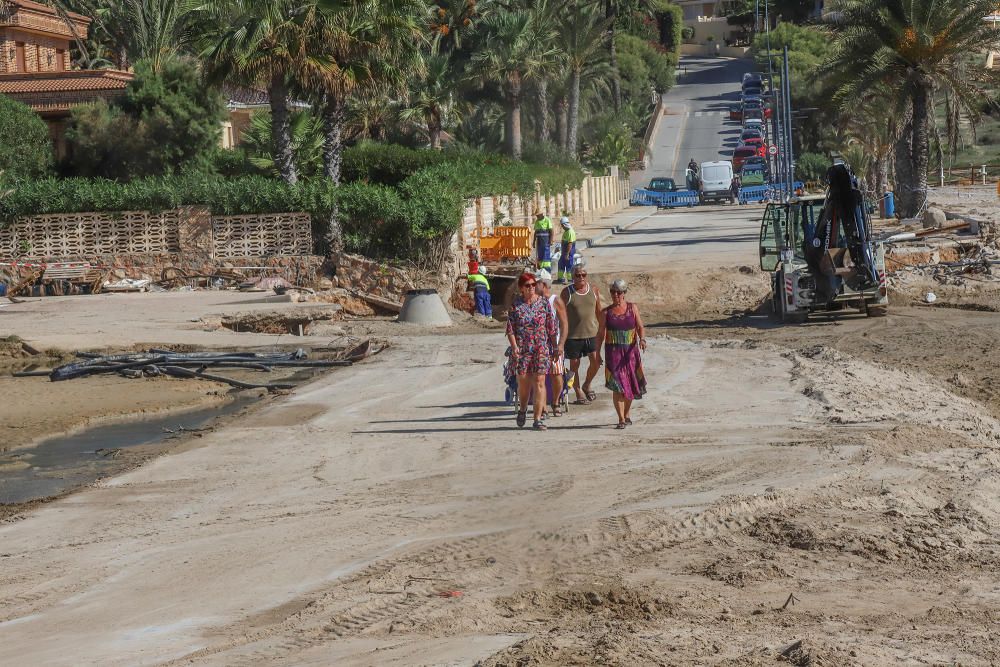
[743,155,770,175]
[742,72,764,87]
[742,109,764,125]
[732,146,758,171]
[646,177,678,193]
[743,117,765,132]
[729,104,743,122]
[740,164,767,186]
[740,128,763,142]
[742,84,763,99]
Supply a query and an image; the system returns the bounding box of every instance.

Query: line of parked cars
[730,73,772,186]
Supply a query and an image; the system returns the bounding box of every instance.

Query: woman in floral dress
[596,278,647,429]
[506,272,557,430]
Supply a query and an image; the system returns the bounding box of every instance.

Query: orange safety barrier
[476,225,532,262]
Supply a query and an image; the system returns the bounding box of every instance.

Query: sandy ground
[2,199,1000,664]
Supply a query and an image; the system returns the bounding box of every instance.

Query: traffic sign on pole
[768,145,778,156]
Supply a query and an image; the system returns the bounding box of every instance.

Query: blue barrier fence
[630,189,700,207]
[737,182,805,204]
[633,182,806,207]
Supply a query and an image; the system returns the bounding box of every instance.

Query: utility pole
[762,0,779,188]
[782,44,794,199]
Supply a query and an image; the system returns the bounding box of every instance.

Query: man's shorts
[564,337,597,360]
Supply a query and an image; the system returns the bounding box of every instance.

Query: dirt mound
[497,585,665,623]
[587,266,770,324]
[784,344,1000,446]
[691,551,790,587]
[747,498,999,570]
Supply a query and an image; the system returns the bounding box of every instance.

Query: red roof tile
[0,70,132,95]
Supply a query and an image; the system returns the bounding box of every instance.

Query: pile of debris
[12,341,382,392]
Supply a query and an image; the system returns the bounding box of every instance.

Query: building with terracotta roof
[0,0,133,156]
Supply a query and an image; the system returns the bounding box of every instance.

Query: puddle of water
[0,396,257,505]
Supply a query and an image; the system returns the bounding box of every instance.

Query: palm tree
[561,0,611,157]
[312,0,420,182]
[400,51,464,149]
[57,0,200,71]
[472,8,559,158]
[824,0,1000,217]
[844,88,906,195]
[429,0,480,52]
[240,110,325,179]
[199,0,331,184]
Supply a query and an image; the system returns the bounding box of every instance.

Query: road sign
[768,145,778,156]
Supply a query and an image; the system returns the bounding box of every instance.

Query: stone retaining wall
[0,253,328,289]
[332,252,415,303]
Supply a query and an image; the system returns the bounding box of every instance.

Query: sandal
[516,411,527,428]
[533,420,548,431]
[615,422,627,430]
[585,389,597,402]
[625,418,632,426]
[551,405,562,417]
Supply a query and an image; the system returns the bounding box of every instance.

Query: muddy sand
[1,252,999,664]
[0,281,998,664]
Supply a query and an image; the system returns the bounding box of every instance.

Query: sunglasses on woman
[521,282,536,288]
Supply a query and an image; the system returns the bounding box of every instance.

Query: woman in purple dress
[506,272,557,430]
[596,278,647,429]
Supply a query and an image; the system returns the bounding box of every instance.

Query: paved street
[585,205,766,273]
[639,55,751,185]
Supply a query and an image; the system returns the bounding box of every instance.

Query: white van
[699,160,735,204]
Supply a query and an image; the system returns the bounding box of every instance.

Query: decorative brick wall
[212,213,312,256]
[0,210,182,257]
[0,209,314,260]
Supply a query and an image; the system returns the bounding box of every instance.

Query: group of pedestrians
[505,265,648,431]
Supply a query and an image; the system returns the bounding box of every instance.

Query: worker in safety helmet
[533,212,553,273]
[556,216,577,283]
[467,266,492,318]
[687,158,699,174]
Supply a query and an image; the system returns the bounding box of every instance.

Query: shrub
[341,141,449,185]
[656,2,684,54]
[618,34,675,97]
[66,58,225,179]
[0,96,53,179]
[796,152,830,183]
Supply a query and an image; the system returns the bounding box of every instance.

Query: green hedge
[0,154,587,262]
[342,142,449,186]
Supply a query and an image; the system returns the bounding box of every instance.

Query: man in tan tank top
[560,265,602,404]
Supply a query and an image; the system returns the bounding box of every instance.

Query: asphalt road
[638,55,751,186]
[584,205,766,273]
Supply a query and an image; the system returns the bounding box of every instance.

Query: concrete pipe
[398,288,452,326]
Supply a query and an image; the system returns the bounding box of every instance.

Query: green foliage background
[0,96,53,179]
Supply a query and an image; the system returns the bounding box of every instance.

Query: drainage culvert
[398,289,452,326]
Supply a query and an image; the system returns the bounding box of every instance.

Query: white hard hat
[560,216,570,227]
